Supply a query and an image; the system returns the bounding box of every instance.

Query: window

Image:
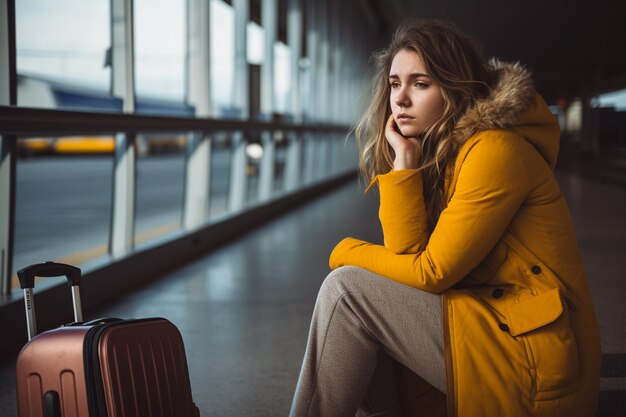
[16,0,113,112]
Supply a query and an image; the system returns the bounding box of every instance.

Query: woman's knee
[320,266,350,295]
[319,266,377,300]
[319,266,361,299]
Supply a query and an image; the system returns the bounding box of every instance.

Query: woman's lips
[397,115,414,123]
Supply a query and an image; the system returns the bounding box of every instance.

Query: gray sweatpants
[289,266,446,417]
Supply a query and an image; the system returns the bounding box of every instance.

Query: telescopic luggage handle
[18,261,81,289]
[17,261,83,341]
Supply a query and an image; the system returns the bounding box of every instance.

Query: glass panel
[15,0,113,111]
[210,0,236,117]
[134,133,187,248]
[318,135,330,181]
[300,58,312,120]
[273,131,287,192]
[326,135,335,178]
[209,132,232,219]
[308,133,320,183]
[247,21,265,65]
[13,136,114,289]
[299,133,310,184]
[274,42,291,115]
[590,89,626,149]
[340,134,350,174]
[134,0,190,116]
[596,88,626,110]
[331,134,342,177]
[246,134,261,205]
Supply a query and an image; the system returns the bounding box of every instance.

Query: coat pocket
[504,289,580,401]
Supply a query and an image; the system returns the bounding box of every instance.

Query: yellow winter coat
[329,61,601,417]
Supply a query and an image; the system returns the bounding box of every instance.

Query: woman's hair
[354,19,494,232]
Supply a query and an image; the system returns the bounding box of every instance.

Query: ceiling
[362,0,626,102]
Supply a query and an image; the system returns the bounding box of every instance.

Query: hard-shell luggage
[15,261,200,417]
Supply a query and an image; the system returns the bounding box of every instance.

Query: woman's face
[389,49,446,137]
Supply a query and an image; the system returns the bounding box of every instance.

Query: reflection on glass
[13,136,114,290]
[134,133,187,247]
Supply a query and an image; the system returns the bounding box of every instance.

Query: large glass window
[6,0,357,295]
[209,132,232,219]
[246,21,265,66]
[13,136,114,287]
[16,0,112,111]
[134,0,189,115]
[210,0,236,117]
[134,133,187,248]
[273,42,291,115]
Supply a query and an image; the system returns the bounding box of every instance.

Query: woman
[289,19,601,417]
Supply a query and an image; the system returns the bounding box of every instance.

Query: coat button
[531,265,542,275]
[492,288,504,299]
[499,323,509,332]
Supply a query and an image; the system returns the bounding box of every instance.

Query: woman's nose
[395,88,410,108]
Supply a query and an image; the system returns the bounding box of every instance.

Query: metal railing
[0,105,355,295]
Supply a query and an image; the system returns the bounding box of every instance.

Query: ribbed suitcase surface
[95,319,196,417]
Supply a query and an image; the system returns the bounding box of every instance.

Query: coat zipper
[442,293,456,417]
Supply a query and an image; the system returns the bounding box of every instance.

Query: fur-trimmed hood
[454,59,561,169]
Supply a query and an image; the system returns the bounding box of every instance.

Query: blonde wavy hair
[355,19,494,232]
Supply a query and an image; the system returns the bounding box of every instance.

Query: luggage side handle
[17,261,83,341]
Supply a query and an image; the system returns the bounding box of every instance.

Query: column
[183,0,212,230]
[260,0,277,119]
[258,0,277,201]
[109,0,137,258]
[0,0,16,294]
[229,0,249,211]
[284,0,303,192]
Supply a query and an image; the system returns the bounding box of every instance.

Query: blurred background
[4,0,626,287]
[1,1,625,416]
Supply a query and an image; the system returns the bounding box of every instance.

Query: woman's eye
[390,82,400,88]
[415,81,429,88]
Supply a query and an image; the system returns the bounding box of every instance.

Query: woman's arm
[376,114,429,254]
[374,169,429,254]
[330,132,536,293]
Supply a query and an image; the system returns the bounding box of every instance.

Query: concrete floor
[1,153,625,416]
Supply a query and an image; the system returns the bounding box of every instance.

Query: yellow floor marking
[134,222,180,244]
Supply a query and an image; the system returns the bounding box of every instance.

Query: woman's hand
[385,114,422,170]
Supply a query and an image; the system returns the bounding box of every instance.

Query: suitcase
[15,261,200,417]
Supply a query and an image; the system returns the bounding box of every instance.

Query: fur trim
[453,59,536,140]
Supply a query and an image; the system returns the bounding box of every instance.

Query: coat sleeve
[329,133,535,293]
[374,169,429,254]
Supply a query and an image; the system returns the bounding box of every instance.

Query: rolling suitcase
[15,261,200,417]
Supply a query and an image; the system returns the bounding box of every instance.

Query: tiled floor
[1,156,625,416]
